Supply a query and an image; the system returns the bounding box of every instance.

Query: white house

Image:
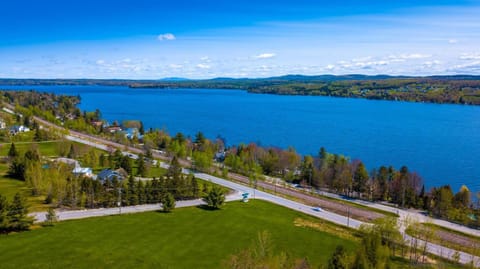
[72,167,94,178]
[9,125,30,135]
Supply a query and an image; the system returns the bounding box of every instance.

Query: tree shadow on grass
[155,210,173,214]
[196,204,220,211]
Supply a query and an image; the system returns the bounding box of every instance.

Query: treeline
[130,77,480,105]
[247,78,480,105]
[172,131,479,227]
[3,76,480,105]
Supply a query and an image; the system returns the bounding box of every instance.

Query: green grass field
[0,200,359,269]
[0,162,49,211]
[0,140,102,158]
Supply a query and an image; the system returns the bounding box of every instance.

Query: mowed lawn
[0,200,358,269]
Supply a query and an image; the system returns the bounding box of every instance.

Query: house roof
[73,167,92,174]
[56,157,80,168]
[97,168,127,181]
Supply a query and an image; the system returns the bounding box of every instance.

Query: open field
[0,200,464,268]
[0,200,359,269]
[0,140,102,157]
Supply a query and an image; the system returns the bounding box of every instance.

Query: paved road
[32,193,243,223]
[29,114,480,265]
[31,167,480,265]
[320,191,480,237]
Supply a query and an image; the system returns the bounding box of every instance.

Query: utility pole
[347,206,350,227]
[117,188,122,214]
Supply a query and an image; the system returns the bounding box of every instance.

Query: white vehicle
[312,207,322,212]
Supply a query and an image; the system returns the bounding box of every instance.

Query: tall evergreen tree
[168,156,182,179]
[0,194,8,232]
[161,192,175,212]
[7,193,33,232]
[136,180,146,204]
[8,143,18,159]
[191,176,199,198]
[136,153,147,177]
[126,175,138,206]
[120,156,133,175]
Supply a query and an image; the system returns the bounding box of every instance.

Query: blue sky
[1,0,480,79]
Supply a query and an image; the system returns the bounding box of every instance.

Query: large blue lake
[2,85,479,192]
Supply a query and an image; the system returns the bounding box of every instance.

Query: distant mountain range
[1,74,480,86]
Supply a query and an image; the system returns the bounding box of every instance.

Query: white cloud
[448,39,458,44]
[352,56,372,62]
[157,33,176,41]
[254,53,276,59]
[459,53,480,60]
[196,63,211,69]
[389,53,431,60]
[450,60,480,73]
[96,59,105,65]
[404,53,431,59]
[423,60,442,68]
[325,64,335,70]
[169,64,183,69]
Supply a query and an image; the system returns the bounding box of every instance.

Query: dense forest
[1,75,480,104]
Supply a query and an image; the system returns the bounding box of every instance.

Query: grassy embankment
[407,222,480,257]
[0,199,463,269]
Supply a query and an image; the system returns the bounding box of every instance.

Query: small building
[73,167,94,178]
[9,125,30,135]
[91,120,103,128]
[0,119,6,129]
[214,151,226,162]
[56,158,94,178]
[124,128,143,140]
[2,107,15,115]
[97,168,127,183]
[56,157,81,168]
[106,126,122,133]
